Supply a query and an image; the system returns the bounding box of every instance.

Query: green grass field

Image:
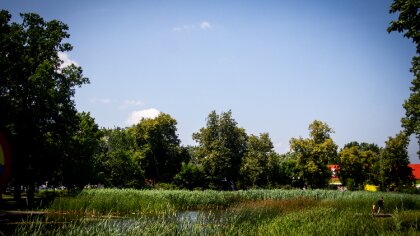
[4,189,420,235]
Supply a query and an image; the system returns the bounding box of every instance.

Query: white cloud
[200,21,211,30]
[172,24,196,32]
[89,98,112,104]
[57,51,78,69]
[172,21,212,32]
[119,99,144,110]
[126,108,161,125]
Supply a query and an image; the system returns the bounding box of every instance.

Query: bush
[173,162,205,190]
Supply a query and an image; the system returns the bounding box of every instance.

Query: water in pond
[0,210,228,235]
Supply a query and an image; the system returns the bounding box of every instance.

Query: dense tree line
[0,1,418,200]
[86,111,415,191]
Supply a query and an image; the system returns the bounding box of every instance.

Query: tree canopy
[380,132,415,190]
[388,0,420,158]
[338,142,380,190]
[289,120,338,188]
[240,133,279,188]
[131,113,188,184]
[0,10,89,200]
[193,110,247,189]
[94,127,144,188]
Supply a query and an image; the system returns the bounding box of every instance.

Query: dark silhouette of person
[377,197,384,214]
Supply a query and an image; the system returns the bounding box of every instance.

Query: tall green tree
[388,0,420,157]
[94,127,144,188]
[59,112,102,188]
[0,10,88,200]
[380,132,414,190]
[338,142,380,190]
[131,113,188,184]
[173,146,205,190]
[289,120,338,188]
[193,110,247,189]
[240,133,276,188]
[277,152,302,187]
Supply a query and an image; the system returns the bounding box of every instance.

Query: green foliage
[131,113,188,183]
[401,55,420,157]
[60,112,102,188]
[339,135,415,192]
[276,153,301,187]
[388,0,420,158]
[0,10,89,199]
[94,128,144,188]
[94,114,189,188]
[265,153,290,187]
[338,142,380,189]
[343,141,381,153]
[193,110,247,189]
[388,0,420,53]
[380,132,415,190]
[240,133,281,188]
[173,162,205,190]
[289,120,338,188]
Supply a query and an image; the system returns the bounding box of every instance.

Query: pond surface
[0,210,228,235]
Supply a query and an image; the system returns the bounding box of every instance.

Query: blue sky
[2,0,419,163]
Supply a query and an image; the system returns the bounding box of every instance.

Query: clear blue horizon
[1,0,419,163]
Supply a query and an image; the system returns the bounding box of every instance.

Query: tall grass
[49,189,174,215]
[49,189,420,215]
[6,189,418,235]
[10,200,420,235]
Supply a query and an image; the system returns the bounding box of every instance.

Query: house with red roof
[328,164,420,187]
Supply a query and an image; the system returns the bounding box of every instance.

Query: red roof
[409,164,420,180]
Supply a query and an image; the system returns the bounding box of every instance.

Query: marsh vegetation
[2,189,420,235]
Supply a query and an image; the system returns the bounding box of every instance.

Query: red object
[408,164,420,180]
[328,164,340,179]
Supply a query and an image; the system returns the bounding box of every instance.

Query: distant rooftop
[409,164,420,180]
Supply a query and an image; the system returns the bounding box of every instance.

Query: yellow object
[364,184,378,192]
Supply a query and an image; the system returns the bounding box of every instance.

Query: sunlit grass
[4,189,420,235]
[49,188,420,215]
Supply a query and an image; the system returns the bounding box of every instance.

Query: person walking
[377,197,384,214]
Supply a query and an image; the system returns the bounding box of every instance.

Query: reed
[7,189,419,235]
[10,205,420,235]
[49,188,420,214]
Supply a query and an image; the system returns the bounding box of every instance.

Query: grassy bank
[5,189,420,235]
